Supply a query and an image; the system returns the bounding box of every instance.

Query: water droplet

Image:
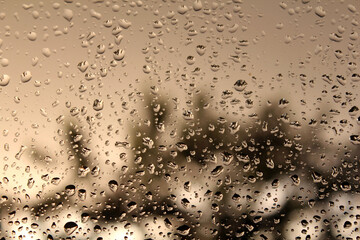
[143,65,151,73]
[349,31,359,41]
[90,9,102,19]
[229,121,240,134]
[193,0,203,11]
[276,73,283,81]
[238,40,249,46]
[311,171,322,183]
[278,98,289,108]
[42,48,51,57]
[164,218,172,228]
[15,145,27,160]
[284,35,292,44]
[351,73,360,82]
[31,57,39,66]
[210,64,220,72]
[234,79,247,91]
[118,19,132,29]
[177,5,189,14]
[108,180,118,192]
[175,142,188,152]
[183,110,194,120]
[113,49,125,61]
[96,44,106,54]
[350,135,360,144]
[63,9,73,21]
[127,201,137,212]
[78,189,86,200]
[211,166,224,177]
[103,19,113,28]
[186,55,195,65]
[177,225,191,235]
[221,152,233,165]
[21,71,32,83]
[265,158,275,169]
[0,74,10,86]
[64,221,78,235]
[51,177,61,185]
[27,31,37,41]
[31,223,39,229]
[222,90,233,99]
[142,137,154,148]
[315,6,326,17]
[343,221,352,229]
[93,99,104,111]
[271,179,280,188]
[65,185,76,196]
[0,57,9,67]
[27,178,35,188]
[329,33,343,42]
[349,106,359,116]
[336,75,346,86]
[347,4,357,13]
[290,174,300,185]
[77,61,89,72]
[340,182,351,191]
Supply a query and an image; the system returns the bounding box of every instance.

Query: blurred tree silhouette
[5,89,358,240]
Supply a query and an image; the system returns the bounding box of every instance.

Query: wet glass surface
[0,0,360,239]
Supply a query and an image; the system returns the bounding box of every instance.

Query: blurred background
[0,0,359,239]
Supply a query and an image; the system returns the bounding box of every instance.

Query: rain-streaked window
[0,0,359,239]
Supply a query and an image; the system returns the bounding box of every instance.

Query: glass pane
[0,0,359,239]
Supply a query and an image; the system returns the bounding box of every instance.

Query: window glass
[0,0,359,239]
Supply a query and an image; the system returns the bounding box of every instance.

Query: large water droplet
[64,222,78,235]
[211,166,224,177]
[108,180,118,192]
[0,74,10,86]
[314,6,326,17]
[63,9,73,21]
[77,61,89,72]
[177,225,191,235]
[27,32,37,41]
[65,185,76,196]
[113,49,125,61]
[21,71,32,83]
[290,174,300,185]
[234,79,247,92]
[93,99,104,111]
[193,0,203,11]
